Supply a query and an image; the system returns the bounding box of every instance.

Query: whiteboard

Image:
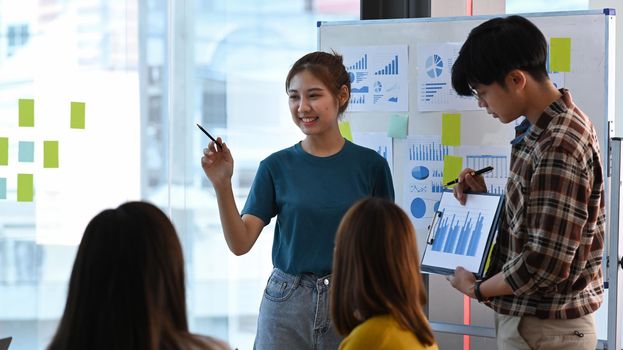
[319,9,616,343]
[319,9,615,251]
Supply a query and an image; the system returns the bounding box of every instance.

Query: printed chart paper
[352,131,393,171]
[421,191,504,276]
[339,45,409,112]
[457,145,511,195]
[416,43,480,112]
[400,135,456,231]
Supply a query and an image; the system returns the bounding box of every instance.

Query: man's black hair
[451,15,549,96]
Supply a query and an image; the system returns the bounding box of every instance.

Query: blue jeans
[254,268,343,350]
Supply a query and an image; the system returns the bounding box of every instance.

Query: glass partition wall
[0,1,358,349]
[146,1,359,348]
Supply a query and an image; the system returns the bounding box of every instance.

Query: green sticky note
[550,37,571,72]
[442,155,463,186]
[19,99,34,127]
[338,121,353,141]
[0,137,7,166]
[17,173,33,202]
[71,101,86,129]
[18,141,34,163]
[387,114,408,139]
[43,141,59,168]
[441,113,461,146]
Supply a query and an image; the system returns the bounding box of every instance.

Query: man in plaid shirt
[446,15,605,350]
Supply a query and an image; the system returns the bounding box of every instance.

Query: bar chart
[374,55,399,75]
[348,54,368,70]
[487,184,506,195]
[465,154,508,178]
[431,181,444,193]
[431,209,485,256]
[421,191,503,274]
[376,146,388,159]
[408,141,450,161]
[350,95,365,104]
[421,82,446,102]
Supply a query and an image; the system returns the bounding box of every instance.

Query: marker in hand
[196,123,223,150]
[445,166,494,187]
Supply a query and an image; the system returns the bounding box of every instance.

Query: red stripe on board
[466,0,473,16]
[464,295,470,350]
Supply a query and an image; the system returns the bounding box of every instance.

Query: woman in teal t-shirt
[201,51,394,349]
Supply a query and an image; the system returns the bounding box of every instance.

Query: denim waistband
[272,268,332,289]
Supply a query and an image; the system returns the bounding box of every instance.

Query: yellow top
[339,314,439,350]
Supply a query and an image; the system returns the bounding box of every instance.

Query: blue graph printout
[399,136,456,233]
[421,190,503,277]
[458,145,512,196]
[351,131,394,172]
[416,42,480,112]
[338,45,409,112]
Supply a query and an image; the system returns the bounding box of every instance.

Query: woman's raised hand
[201,137,234,189]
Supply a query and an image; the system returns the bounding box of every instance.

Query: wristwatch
[473,280,489,303]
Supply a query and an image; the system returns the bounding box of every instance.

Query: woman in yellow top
[331,197,439,350]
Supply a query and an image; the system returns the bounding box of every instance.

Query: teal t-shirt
[241,140,395,275]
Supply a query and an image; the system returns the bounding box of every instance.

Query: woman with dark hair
[48,201,229,350]
[331,197,438,350]
[201,51,394,349]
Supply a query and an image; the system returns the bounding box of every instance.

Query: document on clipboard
[421,189,504,278]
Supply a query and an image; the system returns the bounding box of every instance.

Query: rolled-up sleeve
[503,149,590,296]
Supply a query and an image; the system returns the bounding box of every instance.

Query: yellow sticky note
[387,114,408,139]
[442,113,461,146]
[550,38,571,72]
[17,173,33,202]
[483,243,496,274]
[44,141,59,168]
[338,121,353,141]
[19,99,34,127]
[442,155,463,186]
[71,102,86,129]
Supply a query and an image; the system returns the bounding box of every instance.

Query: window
[506,0,588,13]
[150,2,360,348]
[0,2,140,349]
[0,1,359,349]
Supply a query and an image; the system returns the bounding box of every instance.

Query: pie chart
[411,166,430,180]
[410,198,426,218]
[374,81,383,93]
[426,54,443,78]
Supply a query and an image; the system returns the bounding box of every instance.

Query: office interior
[0,0,621,349]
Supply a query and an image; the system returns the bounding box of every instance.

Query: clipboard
[421,189,504,279]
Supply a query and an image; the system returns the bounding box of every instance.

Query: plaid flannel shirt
[485,89,605,319]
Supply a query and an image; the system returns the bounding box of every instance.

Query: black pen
[445,166,494,187]
[196,123,222,150]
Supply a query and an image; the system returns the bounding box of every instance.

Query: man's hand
[452,168,488,205]
[446,266,477,299]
